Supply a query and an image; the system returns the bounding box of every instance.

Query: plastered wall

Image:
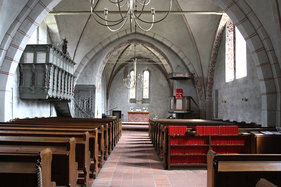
[7,68,57,120]
[108,64,171,121]
[213,33,262,124]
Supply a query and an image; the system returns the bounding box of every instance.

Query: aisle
[92,127,207,187]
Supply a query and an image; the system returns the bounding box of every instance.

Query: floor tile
[92,126,207,187]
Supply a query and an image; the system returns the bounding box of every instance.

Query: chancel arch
[75,34,197,118]
[0,0,279,127]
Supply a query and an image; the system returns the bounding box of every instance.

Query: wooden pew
[149,119,261,159]
[149,119,237,155]
[0,124,102,178]
[207,150,281,187]
[12,117,122,154]
[0,148,55,187]
[13,117,122,144]
[0,136,77,187]
[250,131,281,154]
[1,122,106,164]
[256,178,278,187]
[48,117,122,148]
[149,119,257,169]
[0,130,91,185]
[9,120,110,160]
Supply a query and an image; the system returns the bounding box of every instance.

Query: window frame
[225,21,247,83]
[129,69,136,103]
[142,69,150,103]
[235,26,247,80]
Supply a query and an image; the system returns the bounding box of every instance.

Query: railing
[19,44,75,101]
[73,98,95,118]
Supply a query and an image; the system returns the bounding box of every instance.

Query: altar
[128,111,150,122]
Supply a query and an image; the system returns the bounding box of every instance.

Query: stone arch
[74,30,199,83]
[75,34,198,117]
[106,57,174,101]
[208,0,281,126]
[0,0,279,126]
[0,0,61,121]
[205,14,228,119]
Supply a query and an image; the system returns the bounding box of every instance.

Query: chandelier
[90,0,173,32]
[123,57,145,89]
[123,58,137,88]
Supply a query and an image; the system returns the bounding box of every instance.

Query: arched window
[225,21,235,82]
[143,70,150,99]
[225,21,247,82]
[235,27,247,79]
[129,70,136,99]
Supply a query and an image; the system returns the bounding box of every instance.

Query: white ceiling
[47,0,224,84]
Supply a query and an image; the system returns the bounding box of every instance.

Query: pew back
[0,148,54,187]
[207,150,281,187]
[0,136,77,186]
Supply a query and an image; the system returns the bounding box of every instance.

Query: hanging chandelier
[123,58,145,89]
[123,58,137,89]
[90,0,173,32]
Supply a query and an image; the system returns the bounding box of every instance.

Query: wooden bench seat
[50,117,122,145]
[0,130,92,185]
[12,117,122,151]
[149,119,239,155]
[0,136,77,187]
[0,148,55,187]
[0,124,102,178]
[149,119,264,169]
[8,121,110,159]
[1,122,107,163]
[12,117,122,153]
[6,117,123,185]
[207,150,281,187]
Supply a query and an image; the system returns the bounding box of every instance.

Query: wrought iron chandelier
[90,0,173,32]
[123,58,137,88]
[123,57,146,89]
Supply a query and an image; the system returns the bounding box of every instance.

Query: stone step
[122,122,149,126]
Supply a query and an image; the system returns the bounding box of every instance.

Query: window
[128,69,150,103]
[143,70,149,99]
[225,21,235,82]
[27,23,48,44]
[225,21,247,82]
[129,70,136,99]
[235,27,247,79]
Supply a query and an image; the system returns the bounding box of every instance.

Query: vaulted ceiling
[46,0,224,89]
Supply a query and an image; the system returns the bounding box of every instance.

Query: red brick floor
[92,127,207,187]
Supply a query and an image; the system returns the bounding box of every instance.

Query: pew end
[207,150,281,187]
[0,148,55,187]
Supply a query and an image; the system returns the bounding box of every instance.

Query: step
[122,122,149,125]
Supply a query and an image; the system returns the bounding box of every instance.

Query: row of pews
[207,150,280,187]
[149,119,281,186]
[0,117,122,187]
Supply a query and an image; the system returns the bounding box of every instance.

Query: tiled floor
[92,126,207,187]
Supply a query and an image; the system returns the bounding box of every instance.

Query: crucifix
[136,97,143,111]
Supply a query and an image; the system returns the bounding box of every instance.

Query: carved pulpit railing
[19,44,75,101]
